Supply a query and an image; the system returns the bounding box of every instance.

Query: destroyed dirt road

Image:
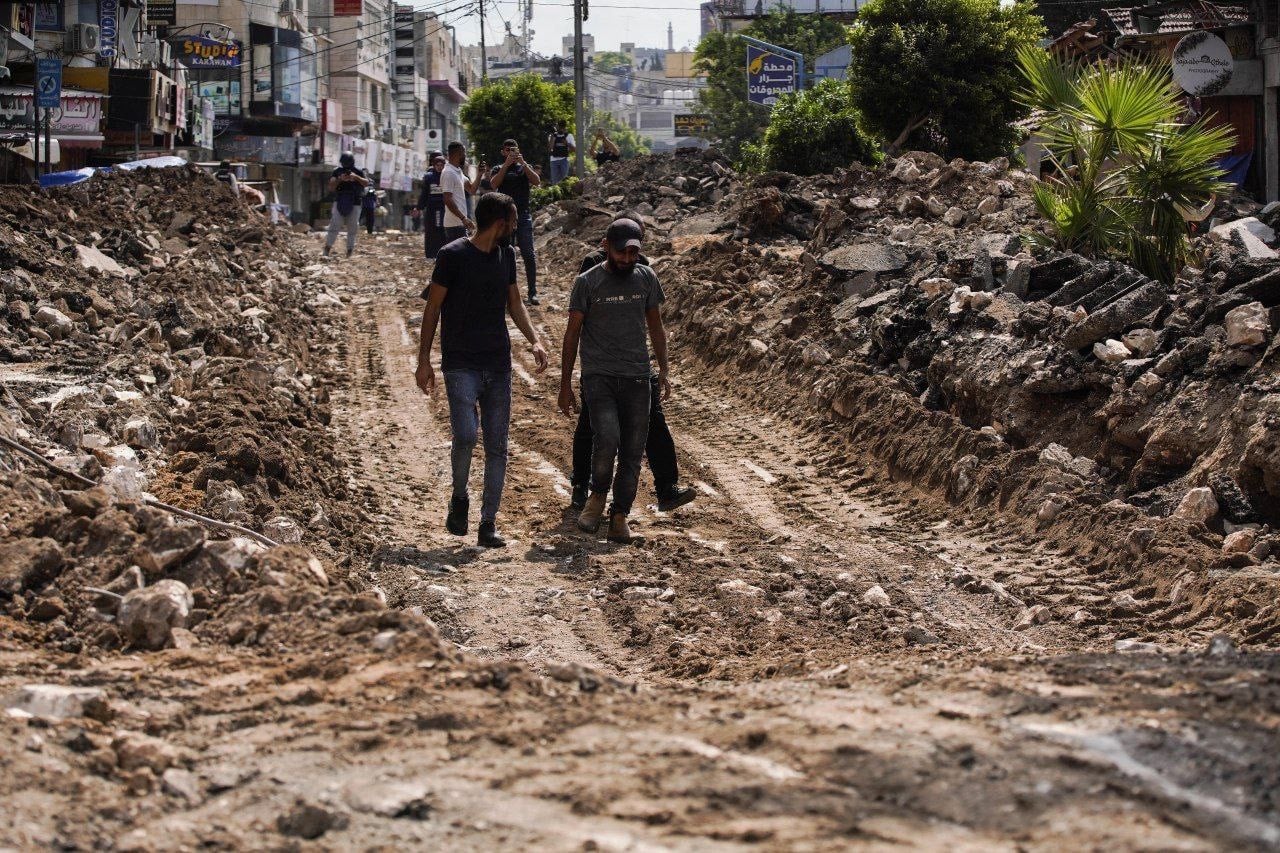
[2,165,1279,850]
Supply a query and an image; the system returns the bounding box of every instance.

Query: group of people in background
[322,126,624,261]
[410,130,692,549]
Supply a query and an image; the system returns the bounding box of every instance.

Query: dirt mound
[538,150,1280,646]
[0,167,414,656]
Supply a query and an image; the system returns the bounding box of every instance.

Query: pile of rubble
[0,167,423,655]
[541,149,1280,643]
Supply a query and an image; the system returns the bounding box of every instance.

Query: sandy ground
[3,232,1278,851]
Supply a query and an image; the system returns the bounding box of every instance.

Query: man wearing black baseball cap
[559,218,670,544]
[569,212,695,515]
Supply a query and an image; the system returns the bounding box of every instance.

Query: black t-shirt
[579,249,651,275]
[490,164,532,215]
[594,150,620,167]
[427,238,517,372]
[332,167,367,211]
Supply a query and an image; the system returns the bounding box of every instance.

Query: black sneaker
[446,496,469,536]
[346,247,354,258]
[656,485,696,513]
[570,484,588,511]
[478,521,506,548]
[528,294,540,306]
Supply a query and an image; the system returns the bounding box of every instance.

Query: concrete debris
[117,580,193,650]
[3,684,108,720]
[1224,302,1270,347]
[1172,488,1218,524]
[862,585,891,607]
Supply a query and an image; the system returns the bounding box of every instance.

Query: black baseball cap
[605,218,643,251]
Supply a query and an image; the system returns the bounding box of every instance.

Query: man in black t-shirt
[569,212,695,516]
[415,192,549,548]
[490,138,543,306]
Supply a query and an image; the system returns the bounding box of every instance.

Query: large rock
[820,242,907,275]
[1210,217,1277,259]
[75,243,134,277]
[114,731,184,773]
[1172,487,1218,524]
[1060,281,1168,350]
[117,580,194,650]
[1224,301,1270,347]
[0,538,65,597]
[136,525,205,574]
[3,684,109,720]
[1093,339,1131,364]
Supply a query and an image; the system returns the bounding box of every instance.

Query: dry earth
[3,229,1279,851]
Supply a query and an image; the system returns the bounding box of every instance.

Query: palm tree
[1016,46,1234,283]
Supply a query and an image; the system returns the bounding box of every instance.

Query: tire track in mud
[334,276,644,681]
[306,237,1280,850]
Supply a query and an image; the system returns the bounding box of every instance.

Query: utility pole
[522,0,532,73]
[478,0,488,82]
[572,0,586,179]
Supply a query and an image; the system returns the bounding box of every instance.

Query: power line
[191,1,474,87]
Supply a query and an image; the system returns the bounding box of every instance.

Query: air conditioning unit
[425,128,442,146]
[68,23,101,53]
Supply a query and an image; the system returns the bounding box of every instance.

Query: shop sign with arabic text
[747,44,795,106]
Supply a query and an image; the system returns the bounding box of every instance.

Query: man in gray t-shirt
[559,219,670,544]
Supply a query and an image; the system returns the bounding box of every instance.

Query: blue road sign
[36,58,62,109]
[746,44,796,106]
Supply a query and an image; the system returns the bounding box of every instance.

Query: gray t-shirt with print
[569,262,665,378]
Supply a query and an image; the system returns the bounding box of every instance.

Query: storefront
[0,85,105,170]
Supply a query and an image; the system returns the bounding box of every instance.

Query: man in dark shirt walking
[489,139,543,306]
[559,218,669,544]
[571,212,695,515]
[415,192,549,548]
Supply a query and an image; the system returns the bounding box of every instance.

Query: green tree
[460,74,575,173]
[742,79,881,175]
[1017,47,1233,282]
[590,109,651,160]
[847,0,1044,159]
[694,8,850,160]
[593,50,631,72]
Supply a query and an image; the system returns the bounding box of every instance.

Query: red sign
[332,0,362,16]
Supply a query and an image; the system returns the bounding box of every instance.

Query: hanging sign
[746,43,795,106]
[99,0,118,58]
[1173,32,1233,97]
[175,36,241,68]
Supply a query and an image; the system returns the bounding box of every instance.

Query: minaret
[668,22,674,51]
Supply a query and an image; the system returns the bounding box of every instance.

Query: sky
[450,0,707,62]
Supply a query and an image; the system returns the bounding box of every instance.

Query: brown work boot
[577,492,607,533]
[607,513,633,544]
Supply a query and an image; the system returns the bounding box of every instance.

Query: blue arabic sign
[36,58,62,109]
[747,44,795,106]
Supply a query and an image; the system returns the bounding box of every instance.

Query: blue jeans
[582,374,651,516]
[516,214,536,297]
[550,158,570,185]
[443,369,511,523]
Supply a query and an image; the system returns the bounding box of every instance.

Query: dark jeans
[573,376,677,497]
[443,225,467,244]
[516,213,536,297]
[424,206,445,257]
[443,369,511,523]
[363,208,376,234]
[581,374,651,517]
